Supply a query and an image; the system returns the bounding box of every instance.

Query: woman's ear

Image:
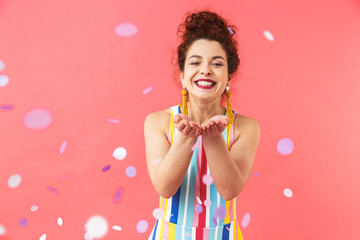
[180,72,185,88]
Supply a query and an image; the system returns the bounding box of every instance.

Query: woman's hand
[173,114,202,138]
[201,115,230,137]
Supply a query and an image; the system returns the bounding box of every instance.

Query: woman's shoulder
[144,108,172,132]
[233,113,260,138]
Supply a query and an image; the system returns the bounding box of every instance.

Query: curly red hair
[177,11,240,76]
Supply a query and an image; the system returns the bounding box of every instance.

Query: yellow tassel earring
[225,86,234,124]
[181,89,188,115]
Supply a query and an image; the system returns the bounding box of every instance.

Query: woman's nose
[200,64,212,75]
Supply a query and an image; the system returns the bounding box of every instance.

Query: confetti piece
[191,142,199,151]
[142,86,153,95]
[107,118,120,124]
[152,208,164,219]
[23,107,53,131]
[196,196,202,205]
[39,234,47,240]
[0,224,6,235]
[30,204,39,212]
[151,158,162,164]
[277,138,294,155]
[112,225,122,231]
[0,59,4,71]
[113,187,124,204]
[264,30,275,41]
[226,227,230,231]
[283,188,293,198]
[47,186,59,194]
[102,165,111,172]
[202,174,213,185]
[204,200,211,207]
[215,205,226,220]
[125,166,136,177]
[59,141,67,154]
[212,217,218,225]
[0,75,9,87]
[136,220,148,234]
[254,173,260,176]
[241,212,251,228]
[0,104,14,111]
[85,215,108,238]
[195,204,203,213]
[112,147,127,160]
[19,218,28,227]
[57,218,63,226]
[115,23,138,37]
[60,175,67,181]
[8,174,21,188]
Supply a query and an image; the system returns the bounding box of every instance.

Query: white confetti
[39,233,47,240]
[112,225,122,231]
[283,188,293,198]
[8,174,21,188]
[264,30,275,42]
[112,147,127,160]
[57,217,63,226]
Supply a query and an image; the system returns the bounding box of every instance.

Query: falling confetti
[254,173,260,176]
[8,174,21,188]
[113,187,124,204]
[264,30,275,41]
[107,118,120,124]
[85,215,108,239]
[142,86,153,95]
[115,23,138,37]
[102,165,111,172]
[195,204,203,213]
[202,174,213,185]
[59,141,67,154]
[0,224,6,235]
[0,59,4,71]
[0,104,14,111]
[47,186,59,194]
[125,166,137,177]
[151,158,162,165]
[204,200,211,207]
[136,220,148,234]
[112,225,122,231]
[196,196,202,205]
[215,205,226,220]
[23,107,54,131]
[19,218,28,227]
[57,218,63,226]
[283,188,293,198]
[0,75,9,87]
[39,234,47,240]
[112,147,127,160]
[152,208,164,219]
[241,212,251,228]
[30,204,39,212]
[277,138,294,155]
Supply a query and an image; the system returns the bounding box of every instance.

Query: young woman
[144,10,260,240]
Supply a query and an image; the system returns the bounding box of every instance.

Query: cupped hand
[201,115,230,137]
[173,114,202,138]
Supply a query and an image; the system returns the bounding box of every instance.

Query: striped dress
[149,105,244,240]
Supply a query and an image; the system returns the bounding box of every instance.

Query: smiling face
[181,39,230,103]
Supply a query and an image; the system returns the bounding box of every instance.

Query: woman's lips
[195,79,216,89]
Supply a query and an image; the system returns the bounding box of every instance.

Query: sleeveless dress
[148,105,244,240]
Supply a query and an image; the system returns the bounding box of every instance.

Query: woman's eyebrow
[187,55,225,60]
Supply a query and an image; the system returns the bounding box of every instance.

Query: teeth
[197,81,214,86]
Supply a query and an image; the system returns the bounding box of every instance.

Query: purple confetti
[47,186,59,194]
[142,86,153,95]
[254,173,260,176]
[59,141,67,154]
[19,218,28,227]
[215,205,226,220]
[125,166,136,177]
[0,104,14,111]
[107,118,120,124]
[113,187,124,204]
[277,138,294,155]
[195,204,203,213]
[102,165,111,172]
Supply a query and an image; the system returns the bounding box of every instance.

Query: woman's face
[181,39,229,103]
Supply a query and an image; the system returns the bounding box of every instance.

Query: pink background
[1,0,360,239]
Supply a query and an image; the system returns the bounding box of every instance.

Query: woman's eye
[213,62,224,66]
[190,62,200,65]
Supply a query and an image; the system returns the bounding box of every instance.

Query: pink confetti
[241,212,251,228]
[59,141,67,154]
[204,200,212,207]
[23,107,54,131]
[47,186,59,194]
[107,118,120,124]
[142,86,153,95]
[191,142,199,151]
[202,174,213,185]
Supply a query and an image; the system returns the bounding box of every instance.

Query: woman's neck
[185,97,225,124]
